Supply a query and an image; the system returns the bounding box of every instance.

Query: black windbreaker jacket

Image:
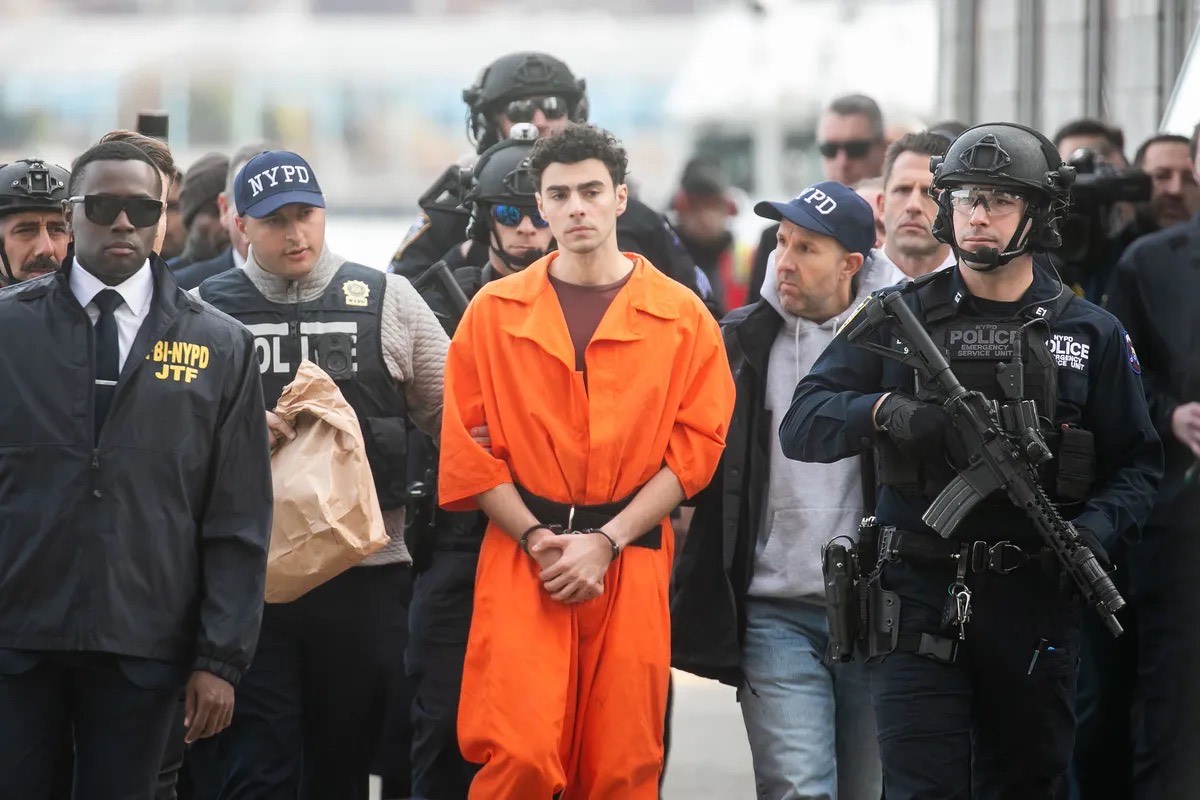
[0,255,272,685]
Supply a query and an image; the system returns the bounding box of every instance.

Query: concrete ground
[662,670,757,800]
[370,669,756,800]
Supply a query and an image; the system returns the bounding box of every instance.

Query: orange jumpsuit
[439,253,734,799]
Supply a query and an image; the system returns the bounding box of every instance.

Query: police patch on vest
[1124,331,1141,375]
[1049,333,1091,372]
[945,323,1020,359]
[342,280,370,307]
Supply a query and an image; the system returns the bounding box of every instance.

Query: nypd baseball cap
[754,180,875,258]
[233,150,325,218]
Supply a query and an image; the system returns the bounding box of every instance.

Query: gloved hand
[874,393,959,463]
[1074,525,1112,571]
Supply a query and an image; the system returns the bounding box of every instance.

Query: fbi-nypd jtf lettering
[147,340,211,383]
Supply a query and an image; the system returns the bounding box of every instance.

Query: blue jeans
[738,596,882,800]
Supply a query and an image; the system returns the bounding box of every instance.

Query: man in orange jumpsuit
[438,123,734,799]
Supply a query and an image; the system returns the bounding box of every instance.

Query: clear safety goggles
[947,187,1027,217]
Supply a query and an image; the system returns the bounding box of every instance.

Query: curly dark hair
[529,123,628,190]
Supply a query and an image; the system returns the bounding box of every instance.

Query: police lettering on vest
[244,321,359,376]
[199,263,411,508]
[946,323,1021,359]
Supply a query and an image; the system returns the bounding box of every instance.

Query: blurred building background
[938,0,1199,156]
[2,0,1198,218]
[1,0,935,217]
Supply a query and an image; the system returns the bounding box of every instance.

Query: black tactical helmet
[0,159,70,218]
[930,123,1075,269]
[930,123,1075,199]
[467,124,539,206]
[463,52,588,152]
[465,123,540,243]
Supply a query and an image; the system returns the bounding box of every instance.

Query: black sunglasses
[503,96,569,123]
[817,139,878,159]
[67,195,164,228]
[492,204,549,228]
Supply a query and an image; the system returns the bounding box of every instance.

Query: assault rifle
[844,289,1126,636]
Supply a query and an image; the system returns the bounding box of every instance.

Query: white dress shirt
[875,245,957,283]
[232,247,247,270]
[70,258,155,371]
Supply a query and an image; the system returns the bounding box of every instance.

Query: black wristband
[519,524,557,554]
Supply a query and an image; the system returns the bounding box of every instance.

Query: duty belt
[515,485,662,550]
[879,527,1052,575]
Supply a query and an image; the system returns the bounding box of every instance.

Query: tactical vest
[200,263,410,509]
[878,271,1094,507]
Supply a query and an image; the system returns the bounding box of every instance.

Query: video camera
[1057,148,1150,269]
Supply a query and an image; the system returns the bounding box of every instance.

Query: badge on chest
[944,322,1022,360]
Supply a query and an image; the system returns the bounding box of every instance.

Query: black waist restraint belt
[516,485,662,550]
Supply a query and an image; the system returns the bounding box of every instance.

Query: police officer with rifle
[781,123,1162,800]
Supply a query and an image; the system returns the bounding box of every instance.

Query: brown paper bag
[265,360,388,603]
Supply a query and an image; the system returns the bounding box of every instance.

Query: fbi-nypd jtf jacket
[0,255,272,686]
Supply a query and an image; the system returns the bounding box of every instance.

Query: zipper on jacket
[291,289,303,363]
[90,448,102,499]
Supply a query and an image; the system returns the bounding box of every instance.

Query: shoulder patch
[391,212,432,262]
[838,296,872,336]
[1124,330,1141,375]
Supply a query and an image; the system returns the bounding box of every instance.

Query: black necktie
[93,289,124,438]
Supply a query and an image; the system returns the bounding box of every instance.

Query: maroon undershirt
[548,267,635,376]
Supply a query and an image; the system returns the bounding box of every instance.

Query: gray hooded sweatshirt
[747,251,903,601]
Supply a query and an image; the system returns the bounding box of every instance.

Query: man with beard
[173,142,269,291]
[405,122,555,800]
[0,159,75,797]
[168,152,231,271]
[1133,133,1200,233]
[0,159,71,287]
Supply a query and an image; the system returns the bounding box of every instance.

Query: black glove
[1075,525,1112,571]
[875,393,958,463]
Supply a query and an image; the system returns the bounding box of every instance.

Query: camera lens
[326,352,349,373]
